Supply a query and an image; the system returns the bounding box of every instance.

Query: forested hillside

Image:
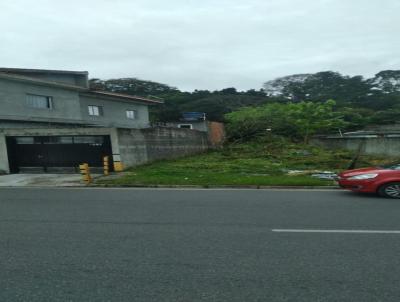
[90,70,400,129]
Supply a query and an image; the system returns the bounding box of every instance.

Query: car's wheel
[378,182,400,198]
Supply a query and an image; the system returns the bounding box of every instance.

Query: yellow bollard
[112,154,124,172]
[113,161,124,172]
[103,156,110,176]
[79,163,92,184]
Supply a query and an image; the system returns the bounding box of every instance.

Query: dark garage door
[6,135,113,173]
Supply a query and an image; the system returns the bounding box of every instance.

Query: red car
[338,163,400,198]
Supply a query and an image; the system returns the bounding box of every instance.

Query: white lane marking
[272,229,400,234]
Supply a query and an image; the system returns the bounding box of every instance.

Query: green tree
[337,107,373,130]
[225,100,346,143]
[285,100,346,143]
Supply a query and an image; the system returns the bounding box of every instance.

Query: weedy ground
[97,137,396,187]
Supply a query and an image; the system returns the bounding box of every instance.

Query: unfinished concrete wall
[0,75,152,130]
[311,137,400,157]
[159,121,225,147]
[0,69,89,88]
[115,128,148,167]
[0,120,86,128]
[117,127,209,168]
[144,127,209,161]
[166,121,208,132]
[0,134,8,173]
[79,95,149,129]
[0,78,83,123]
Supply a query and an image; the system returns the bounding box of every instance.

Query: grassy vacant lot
[97,137,395,187]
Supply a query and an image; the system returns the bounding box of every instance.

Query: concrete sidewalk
[0,174,87,187]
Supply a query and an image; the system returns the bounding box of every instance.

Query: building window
[178,124,193,129]
[43,136,74,144]
[126,110,137,119]
[88,105,103,116]
[73,136,104,145]
[26,94,53,109]
[15,137,36,144]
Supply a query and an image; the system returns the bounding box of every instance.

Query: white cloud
[0,0,399,91]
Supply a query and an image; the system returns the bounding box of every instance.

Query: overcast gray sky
[1,0,399,91]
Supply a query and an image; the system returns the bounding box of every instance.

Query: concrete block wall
[117,127,209,168]
[311,137,400,157]
[157,121,226,147]
[115,128,148,167]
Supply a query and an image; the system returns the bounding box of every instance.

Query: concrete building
[166,120,225,147]
[0,68,209,173]
[161,112,226,147]
[0,68,157,129]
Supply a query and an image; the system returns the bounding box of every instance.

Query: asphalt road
[1,188,400,302]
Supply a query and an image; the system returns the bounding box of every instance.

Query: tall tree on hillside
[263,71,376,106]
[283,72,372,105]
[89,78,178,96]
[369,70,400,94]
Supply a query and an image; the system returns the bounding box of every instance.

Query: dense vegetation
[90,70,400,141]
[225,100,346,143]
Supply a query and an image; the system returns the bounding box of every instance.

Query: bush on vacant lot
[225,100,347,143]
